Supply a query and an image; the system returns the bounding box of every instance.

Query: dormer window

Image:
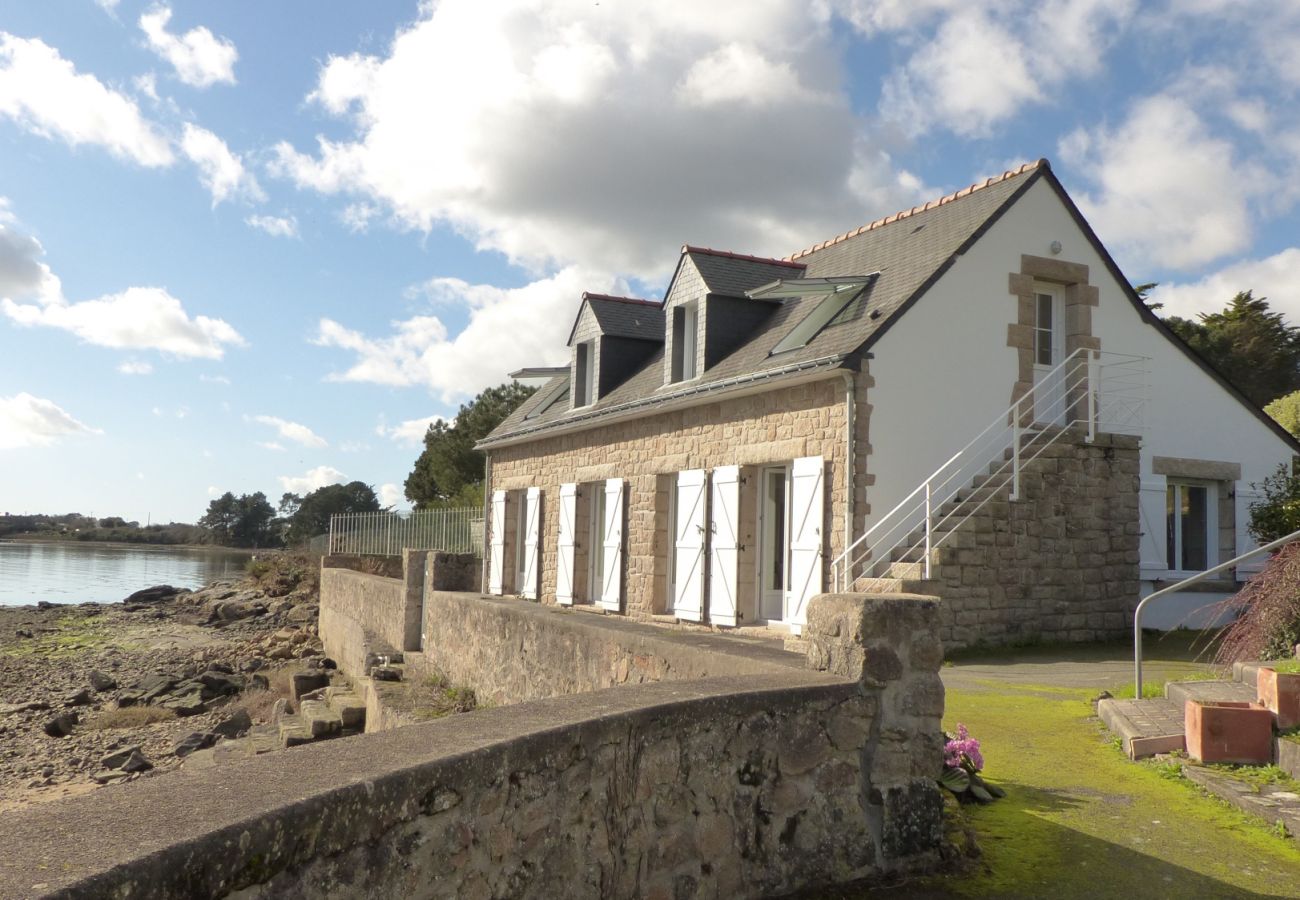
[671,302,698,382]
[574,341,596,408]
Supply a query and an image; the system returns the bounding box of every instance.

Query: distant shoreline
[0,536,263,555]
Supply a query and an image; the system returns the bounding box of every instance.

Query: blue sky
[2,0,1299,523]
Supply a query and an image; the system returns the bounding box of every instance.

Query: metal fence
[327,508,483,557]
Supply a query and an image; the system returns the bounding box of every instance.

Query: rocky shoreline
[0,555,328,810]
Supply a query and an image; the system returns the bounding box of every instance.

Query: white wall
[866,177,1296,627]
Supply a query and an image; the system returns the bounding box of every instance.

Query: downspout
[480,451,492,594]
[842,371,855,593]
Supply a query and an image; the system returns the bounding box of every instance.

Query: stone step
[299,699,343,739]
[327,692,366,731]
[853,576,937,594]
[1098,697,1185,759]
[887,561,924,580]
[278,715,313,748]
[1166,680,1255,708]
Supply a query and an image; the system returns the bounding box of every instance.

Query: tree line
[199,481,382,549]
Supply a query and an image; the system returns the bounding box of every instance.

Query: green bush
[1248,463,1300,545]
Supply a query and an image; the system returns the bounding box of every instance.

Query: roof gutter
[478,353,850,450]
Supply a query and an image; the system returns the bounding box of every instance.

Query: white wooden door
[787,456,824,628]
[556,483,577,605]
[709,465,740,627]
[673,469,707,622]
[601,479,624,611]
[520,486,541,599]
[488,490,506,595]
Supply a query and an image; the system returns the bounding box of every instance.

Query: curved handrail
[1133,529,1300,698]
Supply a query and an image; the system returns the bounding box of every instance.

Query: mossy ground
[4,612,115,658]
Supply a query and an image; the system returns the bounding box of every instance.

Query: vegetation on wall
[1215,542,1300,664]
[404,381,535,509]
[1247,463,1300,545]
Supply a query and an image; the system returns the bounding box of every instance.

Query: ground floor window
[1167,480,1214,573]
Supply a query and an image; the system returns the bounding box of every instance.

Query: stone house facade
[478,159,1300,646]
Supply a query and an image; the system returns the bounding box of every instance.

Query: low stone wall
[319,568,406,677]
[421,592,806,704]
[2,590,943,898]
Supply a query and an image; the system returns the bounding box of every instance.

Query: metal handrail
[831,348,1149,590]
[1133,529,1300,698]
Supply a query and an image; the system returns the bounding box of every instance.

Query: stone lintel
[1021,254,1089,285]
[1152,456,1242,482]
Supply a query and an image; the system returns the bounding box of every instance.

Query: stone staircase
[851,447,1021,594]
[278,684,367,747]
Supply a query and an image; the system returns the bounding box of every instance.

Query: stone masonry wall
[3,593,947,899]
[489,375,851,618]
[932,431,1141,648]
[319,568,406,677]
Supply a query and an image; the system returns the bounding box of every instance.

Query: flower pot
[1184,700,1274,765]
[1257,667,1300,730]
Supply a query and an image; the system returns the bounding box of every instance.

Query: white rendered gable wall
[865,177,1295,618]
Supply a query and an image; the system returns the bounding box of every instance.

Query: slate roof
[481,161,1046,448]
[570,294,663,345]
[684,246,806,298]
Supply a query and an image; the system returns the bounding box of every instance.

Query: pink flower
[944,723,984,772]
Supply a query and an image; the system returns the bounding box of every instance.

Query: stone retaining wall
[318,568,407,677]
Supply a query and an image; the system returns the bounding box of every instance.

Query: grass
[1262,660,1300,675]
[883,677,1300,898]
[5,612,113,658]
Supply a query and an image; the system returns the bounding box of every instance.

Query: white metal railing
[832,348,1149,591]
[328,508,484,557]
[1132,530,1300,698]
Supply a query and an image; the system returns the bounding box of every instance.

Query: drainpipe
[480,452,492,594]
[842,371,855,593]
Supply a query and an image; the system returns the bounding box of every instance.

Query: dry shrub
[226,667,297,724]
[1214,542,1300,665]
[84,706,175,730]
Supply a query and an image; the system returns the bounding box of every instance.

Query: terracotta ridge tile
[785,158,1047,261]
[680,245,808,269]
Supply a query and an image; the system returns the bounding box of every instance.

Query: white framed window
[671,303,698,382]
[1166,479,1216,573]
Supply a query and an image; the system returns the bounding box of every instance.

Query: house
[476,159,1300,647]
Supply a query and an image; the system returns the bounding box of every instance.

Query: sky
[3,0,1300,524]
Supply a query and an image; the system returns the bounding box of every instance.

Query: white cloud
[94,0,121,11]
[1149,248,1300,323]
[279,465,346,495]
[0,215,244,359]
[249,414,327,448]
[378,414,444,446]
[315,266,597,403]
[339,440,371,453]
[0,392,101,450]
[246,213,298,238]
[117,359,153,375]
[1059,93,1271,270]
[133,72,159,102]
[875,0,1136,138]
[181,123,263,206]
[378,483,406,509]
[0,33,173,166]
[258,441,285,452]
[269,0,928,278]
[199,373,230,385]
[139,6,237,88]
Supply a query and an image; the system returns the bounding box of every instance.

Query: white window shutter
[1138,474,1167,578]
[601,479,624,611]
[673,469,707,622]
[787,456,824,628]
[1236,485,1267,578]
[488,490,506,595]
[709,465,740,627]
[556,483,577,605]
[521,487,541,600]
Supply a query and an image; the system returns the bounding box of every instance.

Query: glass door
[758,466,789,622]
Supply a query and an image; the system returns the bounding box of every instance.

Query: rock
[208,662,235,675]
[43,712,78,738]
[286,605,318,625]
[0,700,51,716]
[266,645,295,661]
[173,732,218,758]
[161,690,207,717]
[88,670,118,692]
[195,670,245,697]
[243,657,266,673]
[121,751,153,774]
[212,708,252,739]
[319,658,337,670]
[123,585,185,604]
[14,628,33,639]
[270,698,288,724]
[250,674,269,691]
[372,667,402,682]
[92,769,129,784]
[291,671,330,702]
[40,765,53,778]
[36,601,56,611]
[101,745,142,770]
[64,688,92,707]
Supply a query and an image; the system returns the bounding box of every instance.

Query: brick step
[1098,697,1185,759]
[1165,680,1255,707]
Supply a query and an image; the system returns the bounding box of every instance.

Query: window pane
[1037,294,1053,329]
[1035,328,1052,366]
[1181,485,1208,571]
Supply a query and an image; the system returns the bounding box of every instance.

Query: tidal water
[0,541,251,606]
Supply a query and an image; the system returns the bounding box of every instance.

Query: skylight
[767,274,879,355]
